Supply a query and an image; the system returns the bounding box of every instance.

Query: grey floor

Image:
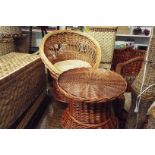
[36,98,67,129]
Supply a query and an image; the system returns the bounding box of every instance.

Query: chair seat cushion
[53,60,91,74]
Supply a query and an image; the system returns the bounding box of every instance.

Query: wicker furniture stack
[0,26,29,54]
[56,68,127,129]
[0,52,46,128]
[40,30,101,102]
[86,26,117,70]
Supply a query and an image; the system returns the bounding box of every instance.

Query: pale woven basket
[87,26,117,69]
[0,26,22,37]
[0,52,46,128]
[0,38,15,56]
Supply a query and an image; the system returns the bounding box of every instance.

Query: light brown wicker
[0,37,15,56]
[87,26,117,69]
[0,52,46,128]
[132,35,155,101]
[56,68,127,129]
[0,26,22,37]
[39,30,101,80]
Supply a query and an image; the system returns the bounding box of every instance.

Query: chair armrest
[115,56,144,74]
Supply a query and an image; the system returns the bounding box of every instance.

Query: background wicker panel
[0,26,22,37]
[0,38,15,56]
[88,31,116,63]
[0,52,46,128]
[87,27,117,69]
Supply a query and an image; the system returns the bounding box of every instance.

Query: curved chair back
[40,30,101,79]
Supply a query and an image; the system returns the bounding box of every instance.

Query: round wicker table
[56,68,127,129]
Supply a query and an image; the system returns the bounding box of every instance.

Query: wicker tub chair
[115,56,144,91]
[39,30,101,101]
[86,26,117,70]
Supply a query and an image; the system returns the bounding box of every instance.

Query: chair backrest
[115,56,144,91]
[86,26,117,69]
[112,47,145,70]
[39,30,101,79]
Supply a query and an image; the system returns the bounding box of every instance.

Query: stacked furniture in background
[0,26,46,128]
[126,27,155,128]
[113,48,145,91]
[0,26,29,54]
[86,26,117,70]
[111,48,145,128]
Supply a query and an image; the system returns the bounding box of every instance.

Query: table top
[57,68,127,103]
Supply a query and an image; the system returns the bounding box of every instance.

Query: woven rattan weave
[56,68,127,129]
[39,30,101,80]
[87,26,117,69]
[111,48,145,70]
[116,56,144,91]
[0,38,15,56]
[0,52,46,128]
[0,26,22,37]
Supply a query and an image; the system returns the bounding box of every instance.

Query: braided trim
[67,111,113,128]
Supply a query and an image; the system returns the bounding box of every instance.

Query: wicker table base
[61,102,118,129]
[56,68,127,129]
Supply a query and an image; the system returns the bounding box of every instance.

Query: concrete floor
[36,98,67,129]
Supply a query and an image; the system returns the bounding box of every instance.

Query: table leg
[61,101,118,129]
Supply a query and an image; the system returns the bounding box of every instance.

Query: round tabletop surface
[57,68,127,103]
